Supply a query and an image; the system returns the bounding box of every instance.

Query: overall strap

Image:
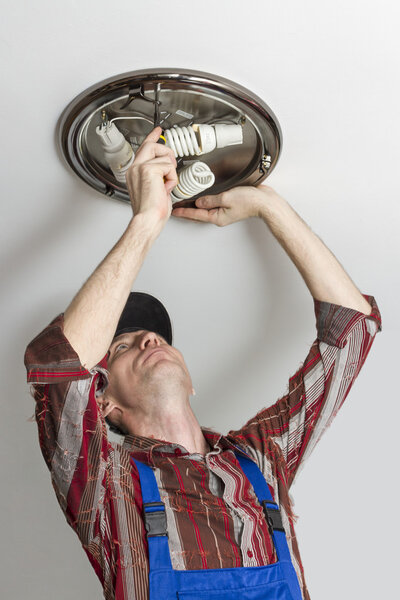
[131,457,173,571]
[132,450,294,569]
[234,449,292,563]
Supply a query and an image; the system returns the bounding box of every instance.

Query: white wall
[2,0,399,598]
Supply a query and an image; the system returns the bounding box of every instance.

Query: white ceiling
[2,0,399,598]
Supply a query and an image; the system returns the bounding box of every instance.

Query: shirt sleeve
[227,293,382,490]
[24,312,111,548]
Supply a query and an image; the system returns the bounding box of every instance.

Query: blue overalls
[131,447,303,599]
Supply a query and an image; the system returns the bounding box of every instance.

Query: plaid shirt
[24,293,382,600]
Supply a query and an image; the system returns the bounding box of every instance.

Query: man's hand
[170,183,280,226]
[125,126,178,228]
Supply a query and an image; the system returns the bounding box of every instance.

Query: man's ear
[96,388,122,421]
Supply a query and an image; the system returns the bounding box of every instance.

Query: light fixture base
[57,68,282,208]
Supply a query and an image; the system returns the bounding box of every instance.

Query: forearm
[63,214,162,371]
[256,190,372,315]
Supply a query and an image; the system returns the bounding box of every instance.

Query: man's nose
[140,331,161,350]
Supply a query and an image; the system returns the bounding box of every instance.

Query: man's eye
[115,343,128,353]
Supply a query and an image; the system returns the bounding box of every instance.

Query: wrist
[128,212,164,241]
[255,186,287,219]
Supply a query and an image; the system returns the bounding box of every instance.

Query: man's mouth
[143,348,168,363]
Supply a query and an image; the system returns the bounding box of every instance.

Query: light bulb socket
[96,122,135,182]
[214,124,243,148]
[195,124,216,154]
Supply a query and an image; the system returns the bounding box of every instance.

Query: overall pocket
[177,578,295,600]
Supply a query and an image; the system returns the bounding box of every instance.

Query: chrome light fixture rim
[57,67,283,205]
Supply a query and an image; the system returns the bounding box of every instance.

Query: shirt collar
[122,426,249,459]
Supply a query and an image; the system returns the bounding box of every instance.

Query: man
[24,126,382,600]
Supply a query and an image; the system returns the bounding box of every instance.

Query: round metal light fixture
[57,67,282,208]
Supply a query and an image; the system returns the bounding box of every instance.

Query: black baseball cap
[113,291,173,345]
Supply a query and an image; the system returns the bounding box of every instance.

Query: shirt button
[247,550,253,558]
[174,448,182,456]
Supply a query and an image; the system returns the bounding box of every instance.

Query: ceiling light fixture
[57,68,282,209]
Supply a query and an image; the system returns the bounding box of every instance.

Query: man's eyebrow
[109,335,134,352]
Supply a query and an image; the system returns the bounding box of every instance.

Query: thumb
[195,194,222,209]
[143,125,163,143]
[167,183,176,196]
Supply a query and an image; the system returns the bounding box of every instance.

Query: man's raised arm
[255,187,372,314]
[172,183,372,315]
[63,126,178,371]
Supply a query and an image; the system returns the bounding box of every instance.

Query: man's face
[104,329,193,414]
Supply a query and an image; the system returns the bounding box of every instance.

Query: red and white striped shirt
[24,293,382,600]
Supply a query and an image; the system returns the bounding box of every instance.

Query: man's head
[97,292,194,436]
[101,328,194,435]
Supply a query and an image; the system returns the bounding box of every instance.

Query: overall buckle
[261,500,285,536]
[143,501,168,537]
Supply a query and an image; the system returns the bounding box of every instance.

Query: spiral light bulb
[171,162,215,202]
[164,123,243,158]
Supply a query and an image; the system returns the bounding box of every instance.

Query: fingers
[194,194,224,209]
[130,157,178,180]
[163,163,179,191]
[142,126,163,143]
[171,206,218,223]
[135,126,177,167]
[136,143,177,167]
[126,159,178,202]
[171,194,224,223]
[136,156,176,166]
[147,161,179,191]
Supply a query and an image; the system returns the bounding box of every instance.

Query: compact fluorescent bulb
[95,121,135,183]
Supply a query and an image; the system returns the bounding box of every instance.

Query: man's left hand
[171,184,277,226]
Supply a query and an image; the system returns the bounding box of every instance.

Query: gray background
[1,0,399,598]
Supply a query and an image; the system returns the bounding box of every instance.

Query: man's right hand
[125,126,178,229]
